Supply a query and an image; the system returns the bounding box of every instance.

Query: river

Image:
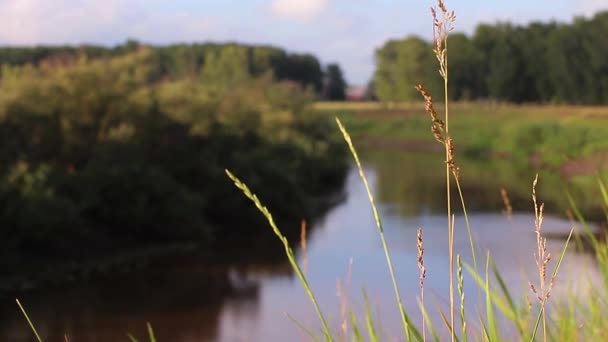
[0,150,601,341]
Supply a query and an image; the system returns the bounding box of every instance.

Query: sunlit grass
[225,1,597,341]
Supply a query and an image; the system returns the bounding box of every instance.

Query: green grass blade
[418,297,441,342]
[484,253,498,342]
[225,170,334,342]
[432,297,459,342]
[454,177,477,277]
[287,314,322,342]
[336,117,422,342]
[127,334,139,342]
[146,322,156,342]
[16,299,42,342]
[350,311,365,342]
[566,191,598,248]
[477,312,490,342]
[490,260,525,338]
[463,263,513,322]
[363,289,380,342]
[599,177,608,221]
[530,228,573,342]
[457,255,467,342]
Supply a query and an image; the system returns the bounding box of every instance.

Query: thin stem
[16,299,42,342]
[454,177,475,268]
[442,35,456,342]
[226,170,335,342]
[421,288,426,342]
[337,117,422,342]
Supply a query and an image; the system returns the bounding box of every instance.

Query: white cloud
[575,0,608,16]
[0,0,223,45]
[271,0,328,21]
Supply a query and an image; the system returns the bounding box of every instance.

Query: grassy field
[226,103,608,341]
[229,1,608,341]
[314,101,608,174]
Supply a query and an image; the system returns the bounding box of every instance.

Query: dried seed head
[446,136,460,179]
[417,228,426,289]
[438,0,447,14]
[529,175,555,303]
[526,294,532,311]
[500,188,513,219]
[431,0,455,80]
[415,84,445,144]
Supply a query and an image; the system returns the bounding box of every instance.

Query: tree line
[0,46,348,266]
[0,41,347,101]
[373,11,608,104]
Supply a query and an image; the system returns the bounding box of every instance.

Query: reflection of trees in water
[0,177,327,342]
[0,245,299,342]
[364,150,605,219]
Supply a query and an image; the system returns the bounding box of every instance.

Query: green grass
[226,1,608,341]
[314,101,608,166]
[15,0,608,340]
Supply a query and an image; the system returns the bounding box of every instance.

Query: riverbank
[315,101,608,220]
[316,101,608,171]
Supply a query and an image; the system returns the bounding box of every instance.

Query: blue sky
[0,0,605,85]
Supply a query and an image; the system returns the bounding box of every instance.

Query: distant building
[346,86,367,101]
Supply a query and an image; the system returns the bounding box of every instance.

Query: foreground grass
[17,0,608,340]
[225,1,606,341]
[225,116,607,341]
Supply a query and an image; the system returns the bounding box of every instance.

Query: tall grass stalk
[425,1,459,340]
[417,228,427,342]
[336,117,420,342]
[530,228,573,342]
[457,255,466,342]
[16,299,42,342]
[146,322,157,342]
[225,170,334,342]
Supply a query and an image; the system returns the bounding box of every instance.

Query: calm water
[0,151,601,341]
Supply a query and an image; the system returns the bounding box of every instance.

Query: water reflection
[0,151,603,341]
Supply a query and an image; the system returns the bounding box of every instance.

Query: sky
[0,0,606,85]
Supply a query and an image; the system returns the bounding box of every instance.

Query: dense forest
[374,11,608,104]
[0,41,348,100]
[0,44,349,268]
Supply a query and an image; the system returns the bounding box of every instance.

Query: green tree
[447,33,482,101]
[323,63,347,100]
[201,45,252,84]
[374,37,441,102]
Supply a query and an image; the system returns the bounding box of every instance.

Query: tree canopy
[373,11,608,104]
[0,41,342,98]
[0,47,348,262]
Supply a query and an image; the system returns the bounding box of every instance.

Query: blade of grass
[225,170,334,342]
[363,289,380,342]
[457,255,467,342]
[530,228,573,342]
[146,322,156,342]
[418,297,441,342]
[336,117,422,342]
[432,297,459,342]
[477,313,490,342]
[599,177,608,221]
[16,299,42,342]
[287,313,322,342]
[127,334,139,342]
[350,311,365,342]
[463,264,513,322]
[484,253,498,342]
[454,177,477,278]
[490,259,526,338]
[566,191,597,247]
